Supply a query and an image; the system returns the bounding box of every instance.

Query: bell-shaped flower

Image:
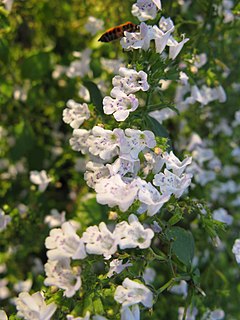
[106,156,140,177]
[163,151,192,176]
[82,222,118,259]
[45,221,87,260]
[16,291,57,320]
[63,100,90,129]
[153,16,174,54]
[115,214,154,249]
[120,22,154,51]
[119,129,156,160]
[70,129,91,153]
[120,305,140,320]
[167,35,189,59]
[114,278,153,307]
[44,258,81,298]
[95,175,139,212]
[30,170,52,192]
[103,87,139,121]
[112,68,149,94]
[84,161,110,188]
[137,180,171,216]
[107,259,133,278]
[132,0,162,22]
[153,169,192,198]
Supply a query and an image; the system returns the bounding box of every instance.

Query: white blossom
[153,169,192,198]
[178,307,198,320]
[84,16,104,35]
[84,161,110,188]
[120,305,140,320]
[142,267,156,284]
[16,291,57,320]
[143,150,165,175]
[103,87,139,121]
[115,214,154,250]
[45,221,87,260]
[137,180,170,216]
[44,258,81,297]
[0,278,10,299]
[212,208,233,225]
[70,129,91,153]
[119,129,156,160]
[30,170,52,192]
[87,126,121,160]
[66,49,92,78]
[82,222,118,259]
[170,280,188,297]
[63,100,90,129]
[106,157,140,178]
[13,279,32,293]
[95,175,139,212]
[167,35,189,60]
[112,68,149,94]
[163,151,192,176]
[0,209,11,232]
[114,278,153,307]
[153,16,174,54]
[0,311,8,320]
[132,0,162,22]
[2,0,14,11]
[120,22,154,51]
[232,239,240,264]
[44,209,66,228]
[107,259,133,278]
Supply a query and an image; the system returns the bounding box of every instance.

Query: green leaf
[83,80,103,114]
[146,115,169,138]
[166,226,195,267]
[21,52,50,80]
[0,8,10,32]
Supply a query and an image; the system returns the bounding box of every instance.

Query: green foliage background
[0,0,240,319]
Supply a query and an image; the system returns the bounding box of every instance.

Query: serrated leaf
[83,80,103,114]
[166,226,195,267]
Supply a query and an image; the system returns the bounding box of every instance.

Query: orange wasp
[98,21,139,42]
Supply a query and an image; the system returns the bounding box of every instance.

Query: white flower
[178,306,198,320]
[2,0,14,11]
[44,258,81,297]
[67,311,91,320]
[163,151,192,176]
[100,58,124,74]
[63,100,90,129]
[120,22,154,51]
[0,311,8,320]
[115,214,154,250]
[167,35,189,60]
[16,291,57,320]
[66,49,92,78]
[132,0,162,22]
[112,68,149,94]
[84,161,110,188]
[114,278,153,307]
[84,16,104,35]
[82,222,118,259]
[179,71,189,85]
[13,279,32,293]
[30,170,52,192]
[44,209,66,228]
[153,169,192,198]
[0,278,10,299]
[70,129,91,153]
[143,150,165,175]
[212,208,233,225]
[137,180,170,216]
[232,239,240,264]
[106,157,140,178]
[45,221,87,260]
[107,259,133,278]
[119,129,156,160]
[78,85,90,102]
[95,175,139,212]
[87,126,121,160]
[142,267,156,284]
[103,87,139,121]
[120,305,140,320]
[192,146,214,165]
[170,280,188,297]
[0,209,11,232]
[153,16,175,54]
